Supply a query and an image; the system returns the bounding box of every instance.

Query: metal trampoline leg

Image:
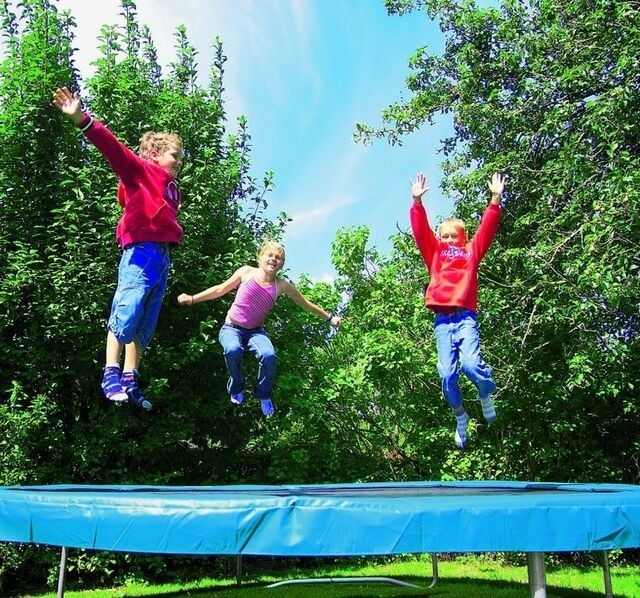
[57,546,67,598]
[236,555,243,586]
[601,551,613,598]
[428,553,439,588]
[526,552,546,598]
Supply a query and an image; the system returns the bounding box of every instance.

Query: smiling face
[153,143,183,178]
[139,131,183,178]
[258,242,285,276]
[438,219,467,245]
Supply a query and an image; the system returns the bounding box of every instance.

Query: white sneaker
[454,412,470,448]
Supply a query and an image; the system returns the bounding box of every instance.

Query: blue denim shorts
[108,242,171,348]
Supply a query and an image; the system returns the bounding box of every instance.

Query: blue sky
[57,0,455,282]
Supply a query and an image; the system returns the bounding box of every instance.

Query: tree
[0,0,286,587]
[355,0,640,483]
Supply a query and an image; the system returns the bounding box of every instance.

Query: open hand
[488,172,506,196]
[51,87,83,123]
[410,173,429,200]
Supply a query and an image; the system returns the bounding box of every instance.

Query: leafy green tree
[355,0,640,483]
[0,0,288,587]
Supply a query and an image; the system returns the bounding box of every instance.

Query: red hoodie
[410,201,501,313]
[80,115,183,248]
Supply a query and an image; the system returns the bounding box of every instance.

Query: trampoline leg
[57,546,68,598]
[428,553,439,588]
[526,552,546,598]
[601,551,613,598]
[236,555,243,586]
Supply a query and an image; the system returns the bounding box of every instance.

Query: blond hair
[438,217,466,238]
[257,240,286,263]
[138,131,183,159]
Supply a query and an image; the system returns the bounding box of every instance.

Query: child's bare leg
[123,340,141,371]
[105,330,123,365]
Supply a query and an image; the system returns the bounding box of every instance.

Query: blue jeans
[433,309,496,410]
[108,242,171,349]
[218,324,277,400]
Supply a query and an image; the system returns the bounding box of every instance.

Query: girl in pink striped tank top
[178,241,341,416]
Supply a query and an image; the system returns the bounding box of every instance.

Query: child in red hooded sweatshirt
[52,86,184,411]
[410,172,505,448]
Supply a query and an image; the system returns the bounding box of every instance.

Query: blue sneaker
[121,370,152,411]
[230,392,244,405]
[260,399,274,417]
[101,366,128,403]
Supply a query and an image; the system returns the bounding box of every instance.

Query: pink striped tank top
[226,277,278,329]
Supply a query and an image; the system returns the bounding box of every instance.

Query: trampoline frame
[1,480,638,598]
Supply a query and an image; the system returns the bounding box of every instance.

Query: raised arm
[409,173,438,269]
[177,266,249,306]
[279,280,341,328]
[52,86,139,181]
[471,173,505,260]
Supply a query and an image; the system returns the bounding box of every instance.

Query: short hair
[138,131,183,159]
[438,217,466,238]
[258,240,286,263]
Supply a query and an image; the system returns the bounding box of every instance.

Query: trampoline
[1,480,639,597]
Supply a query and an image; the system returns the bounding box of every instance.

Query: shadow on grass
[117,574,628,598]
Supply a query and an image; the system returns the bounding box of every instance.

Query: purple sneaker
[230,392,244,405]
[121,370,152,411]
[101,366,128,403]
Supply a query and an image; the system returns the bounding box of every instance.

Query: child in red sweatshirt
[410,172,505,448]
[53,86,183,411]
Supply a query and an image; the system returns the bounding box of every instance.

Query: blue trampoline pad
[1,481,639,556]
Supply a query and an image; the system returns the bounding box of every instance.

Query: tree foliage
[354,0,640,482]
[0,0,290,588]
[2,0,640,590]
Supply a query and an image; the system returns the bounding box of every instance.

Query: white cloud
[287,193,359,236]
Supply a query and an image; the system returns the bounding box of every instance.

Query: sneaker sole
[108,392,129,403]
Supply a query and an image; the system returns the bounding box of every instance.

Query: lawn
[30,554,640,598]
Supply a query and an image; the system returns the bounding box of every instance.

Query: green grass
[29,555,640,598]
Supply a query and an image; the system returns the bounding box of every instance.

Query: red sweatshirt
[80,115,183,248]
[410,201,501,313]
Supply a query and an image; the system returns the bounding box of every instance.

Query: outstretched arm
[177,266,249,306]
[52,86,140,182]
[472,172,505,259]
[279,280,341,328]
